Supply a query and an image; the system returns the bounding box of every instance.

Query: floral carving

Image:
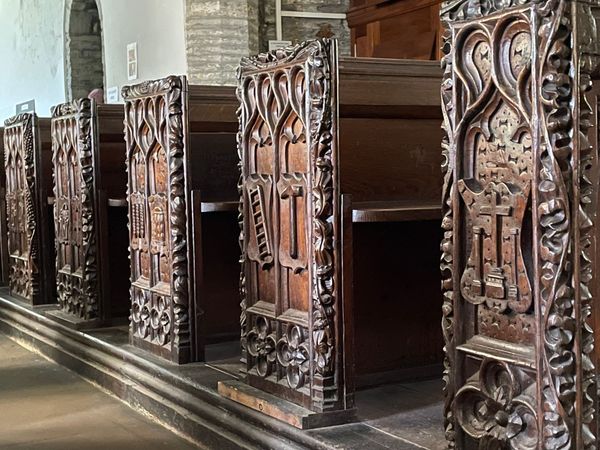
[247,316,277,377]
[442,0,600,448]
[238,39,342,411]
[277,325,310,389]
[4,113,40,302]
[51,98,99,321]
[455,360,538,449]
[131,289,172,346]
[123,76,191,362]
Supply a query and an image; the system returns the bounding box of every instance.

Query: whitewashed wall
[0,0,188,121]
[0,0,65,120]
[100,0,187,99]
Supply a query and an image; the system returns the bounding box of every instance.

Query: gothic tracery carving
[442,0,600,447]
[51,99,98,320]
[4,113,40,302]
[239,39,343,411]
[122,76,190,362]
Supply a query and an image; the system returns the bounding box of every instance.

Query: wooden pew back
[50,100,128,324]
[3,113,54,304]
[338,57,442,205]
[237,39,444,415]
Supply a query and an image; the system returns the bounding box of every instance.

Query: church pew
[440,2,600,447]
[46,99,129,328]
[348,0,442,60]
[122,76,239,363]
[0,128,10,286]
[3,112,55,305]
[219,38,443,428]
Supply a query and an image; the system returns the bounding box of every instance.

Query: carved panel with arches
[441,0,600,447]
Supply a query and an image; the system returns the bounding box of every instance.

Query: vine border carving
[441,0,600,447]
[50,98,99,320]
[238,39,344,412]
[122,75,192,362]
[4,112,40,302]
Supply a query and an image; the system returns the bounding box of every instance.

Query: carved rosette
[4,113,40,302]
[442,0,600,448]
[50,99,99,320]
[238,39,342,412]
[455,360,538,448]
[122,76,191,362]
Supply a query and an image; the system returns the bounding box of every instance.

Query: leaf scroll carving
[238,39,345,412]
[122,76,191,362]
[4,113,40,302]
[442,0,600,447]
[51,98,99,321]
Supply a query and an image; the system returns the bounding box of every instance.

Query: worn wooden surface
[348,0,442,60]
[441,0,600,447]
[0,290,444,449]
[3,113,55,305]
[122,77,239,363]
[237,39,443,418]
[0,128,9,286]
[49,100,128,327]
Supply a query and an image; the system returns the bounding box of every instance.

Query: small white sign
[268,40,293,52]
[127,42,138,81]
[106,86,119,103]
[16,99,35,114]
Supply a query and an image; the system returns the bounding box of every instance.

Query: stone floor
[0,333,199,450]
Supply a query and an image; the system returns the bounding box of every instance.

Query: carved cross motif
[277,173,305,264]
[458,180,531,314]
[479,190,511,273]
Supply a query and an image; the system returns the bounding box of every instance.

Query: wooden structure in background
[220,39,443,428]
[122,76,239,363]
[348,0,442,59]
[47,99,129,328]
[441,0,600,447]
[3,112,55,305]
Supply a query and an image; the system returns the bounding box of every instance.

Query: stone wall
[65,0,104,100]
[259,0,350,54]
[185,0,259,86]
[185,0,350,86]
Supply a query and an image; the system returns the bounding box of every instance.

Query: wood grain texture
[237,38,444,418]
[50,99,128,326]
[441,1,600,448]
[3,113,55,306]
[122,76,240,363]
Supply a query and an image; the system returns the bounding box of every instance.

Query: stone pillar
[65,0,104,100]
[441,0,600,448]
[185,0,259,86]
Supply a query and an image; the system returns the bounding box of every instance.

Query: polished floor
[0,333,199,450]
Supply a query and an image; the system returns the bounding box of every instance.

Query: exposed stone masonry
[65,0,104,100]
[185,0,350,86]
[185,0,260,86]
